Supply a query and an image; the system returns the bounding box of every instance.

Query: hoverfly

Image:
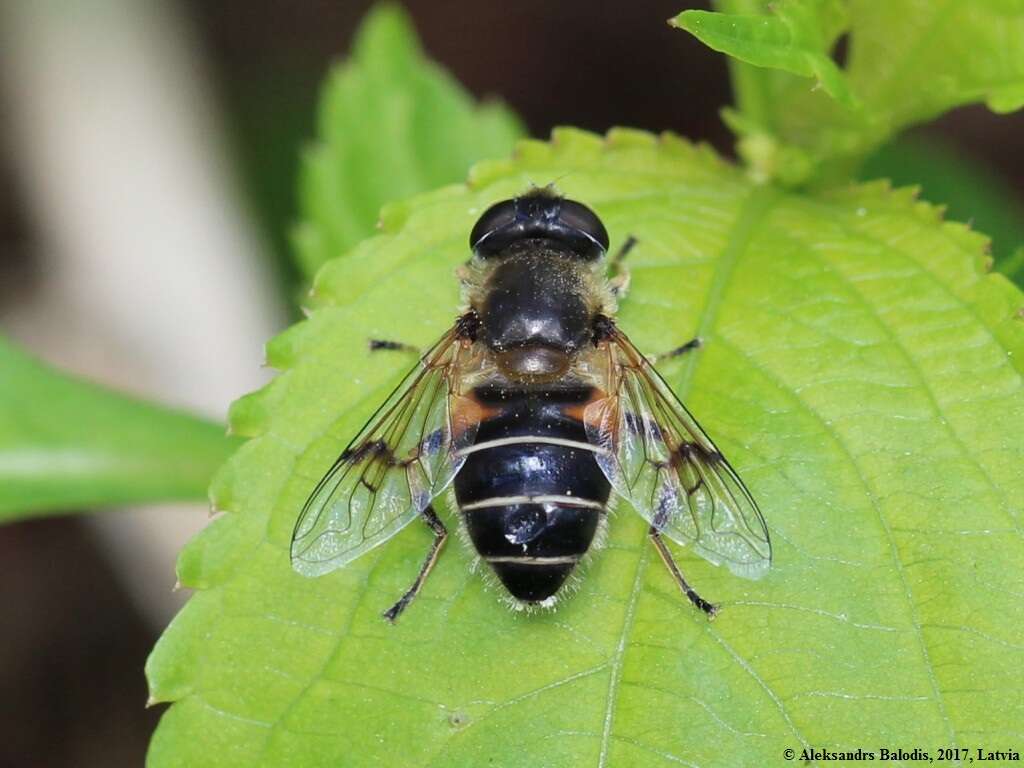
[291,189,771,621]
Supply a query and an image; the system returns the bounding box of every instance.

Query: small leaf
[292,4,525,280]
[147,129,1024,766]
[0,337,239,521]
[1003,246,1024,283]
[986,82,1024,114]
[675,0,1024,184]
[673,2,856,107]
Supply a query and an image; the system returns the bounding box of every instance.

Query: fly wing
[291,328,479,577]
[585,327,771,579]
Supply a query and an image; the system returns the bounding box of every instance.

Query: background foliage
[292,5,523,281]
[676,0,1024,186]
[0,337,238,521]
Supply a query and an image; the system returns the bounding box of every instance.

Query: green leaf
[0,337,239,521]
[1003,245,1024,283]
[292,3,525,281]
[862,134,1024,285]
[147,129,1024,766]
[674,1,856,107]
[674,0,1024,185]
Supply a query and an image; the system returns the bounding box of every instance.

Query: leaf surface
[292,4,524,280]
[862,135,1024,285]
[147,129,1024,766]
[0,337,238,520]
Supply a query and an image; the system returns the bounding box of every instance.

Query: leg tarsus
[649,336,702,365]
[649,526,717,618]
[382,505,447,622]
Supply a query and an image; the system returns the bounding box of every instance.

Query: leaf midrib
[597,186,794,766]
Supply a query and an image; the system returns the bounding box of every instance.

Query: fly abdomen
[453,386,611,603]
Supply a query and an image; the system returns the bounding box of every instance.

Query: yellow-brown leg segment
[649,526,717,618]
[383,505,447,622]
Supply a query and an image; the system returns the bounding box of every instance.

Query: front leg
[608,235,637,300]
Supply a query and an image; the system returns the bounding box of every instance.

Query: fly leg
[649,526,717,618]
[383,504,448,622]
[368,339,419,354]
[648,337,702,365]
[608,235,637,300]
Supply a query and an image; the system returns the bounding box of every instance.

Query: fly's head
[469,188,609,262]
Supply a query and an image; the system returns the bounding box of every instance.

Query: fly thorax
[477,248,592,380]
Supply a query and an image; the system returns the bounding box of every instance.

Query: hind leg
[382,505,448,622]
[649,526,717,618]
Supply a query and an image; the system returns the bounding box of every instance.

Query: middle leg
[648,336,702,365]
[368,338,419,354]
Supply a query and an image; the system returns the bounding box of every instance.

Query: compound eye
[558,199,609,252]
[470,199,517,252]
